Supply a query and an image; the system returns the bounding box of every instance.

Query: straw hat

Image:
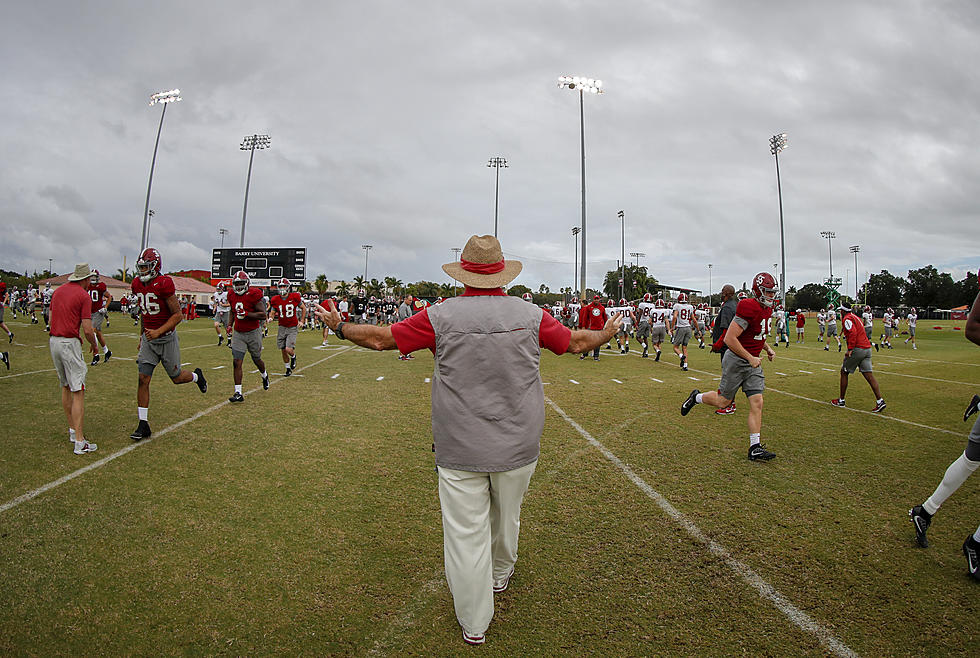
[442,235,522,289]
[67,263,93,282]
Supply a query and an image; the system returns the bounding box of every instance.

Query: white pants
[437,459,537,635]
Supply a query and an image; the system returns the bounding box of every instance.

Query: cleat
[873,343,879,352]
[909,505,931,548]
[965,395,980,422]
[830,398,845,407]
[593,356,599,361]
[838,343,842,352]
[964,536,980,582]
[620,347,625,354]
[90,354,100,366]
[229,392,245,403]
[655,350,661,362]
[748,444,776,461]
[73,440,97,455]
[104,350,111,362]
[872,400,886,413]
[462,630,485,646]
[218,336,223,346]
[0,351,8,369]
[194,368,207,393]
[290,355,296,369]
[129,420,151,441]
[284,367,292,376]
[681,389,700,416]
[262,375,270,390]
[579,354,585,360]
[715,402,736,415]
[824,345,829,351]
[493,566,515,593]
[625,344,629,353]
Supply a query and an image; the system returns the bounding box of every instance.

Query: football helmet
[619,298,626,306]
[737,291,748,300]
[605,298,614,307]
[358,288,366,297]
[643,292,652,303]
[45,282,51,289]
[886,307,893,314]
[751,272,778,307]
[435,296,443,304]
[571,296,579,304]
[90,269,100,284]
[522,292,533,302]
[136,248,162,282]
[910,307,917,314]
[677,292,688,304]
[655,298,666,308]
[231,270,250,294]
[278,277,291,294]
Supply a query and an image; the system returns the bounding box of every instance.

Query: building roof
[38,273,214,294]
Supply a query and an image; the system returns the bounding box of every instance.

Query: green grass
[1,314,978,655]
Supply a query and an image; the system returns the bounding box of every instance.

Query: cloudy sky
[2,0,977,296]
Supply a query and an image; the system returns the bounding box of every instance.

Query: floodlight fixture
[239,134,272,247]
[769,132,787,155]
[141,87,183,251]
[770,132,789,307]
[149,89,181,105]
[487,157,508,237]
[820,231,837,279]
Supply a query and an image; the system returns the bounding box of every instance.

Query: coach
[49,263,100,455]
[314,235,621,645]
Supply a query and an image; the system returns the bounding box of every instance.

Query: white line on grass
[799,370,813,374]
[776,353,976,387]
[544,397,858,658]
[822,368,836,372]
[612,378,623,384]
[0,368,55,379]
[775,372,787,376]
[331,373,340,379]
[0,347,355,515]
[650,377,663,383]
[424,378,430,383]
[377,376,385,381]
[688,376,699,381]
[211,365,226,369]
[569,379,579,385]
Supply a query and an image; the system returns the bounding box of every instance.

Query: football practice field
[1,313,977,656]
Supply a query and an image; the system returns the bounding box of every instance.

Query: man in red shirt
[88,269,112,365]
[578,294,608,361]
[269,277,306,376]
[129,248,208,441]
[795,308,806,343]
[226,270,269,402]
[49,263,101,454]
[831,304,886,412]
[313,235,621,646]
[681,272,778,461]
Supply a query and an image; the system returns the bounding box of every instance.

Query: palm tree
[352,275,365,294]
[383,276,399,296]
[336,280,351,297]
[367,278,383,298]
[115,268,131,283]
[314,274,328,295]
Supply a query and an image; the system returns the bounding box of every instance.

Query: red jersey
[0,281,6,305]
[90,281,108,312]
[732,298,773,357]
[841,312,872,349]
[228,287,265,332]
[579,302,607,330]
[270,292,303,328]
[132,274,177,331]
[49,281,92,340]
[796,312,805,328]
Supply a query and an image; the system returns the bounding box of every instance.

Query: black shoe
[91,354,100,366]
[229,392,245,403]
[579,354,585,360]
[965,536,980,582]
[104,350,111,362]
[0,352,8,370]
[748,444,776,461]
[642,351,648,358]
[965,394,980,422]
[873,343,879,352]
[625,344,629,353]
[681,389,699,416]
[285,367,292,377]
[655,350,661,362]
[290,355,296,369]
[838,343,842,352]
[593,356,599,361]
[194,367,207,393]
[130,420,151,441]
[262,375,270,390]
[218,336,223,346]
[909,505,932,548]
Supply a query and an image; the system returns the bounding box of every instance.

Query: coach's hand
[603,312,623,337]
[313,299,342,331]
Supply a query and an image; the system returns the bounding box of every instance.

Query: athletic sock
[923,453,979,514]
[876,398,884,405]
[191,371,199,383]
[235,384,243,394]
[974,524,980,543]
[695,393,704,404]
[261,371,268,380]
[69,428,76,439]
[749,433,761,447]
[104,346,110,355]
[137,407,148,421]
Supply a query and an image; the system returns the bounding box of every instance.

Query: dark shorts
[970,416,980,445]
[636,322,651,339]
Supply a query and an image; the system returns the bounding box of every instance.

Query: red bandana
[460,258,505,274]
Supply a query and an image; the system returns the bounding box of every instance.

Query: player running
[612,298,636,353]
[42,282,54,331]
[212,281,232,346]
[269,278,306,376]
[817,308,826,342]
[681,272,778,461]
[824,305,843,352]
[649,297,670,362]
[635,293,656,358]
[227,271,270,402]
[905,308,918,349]
[88,270,112,365]
[670,292,699,371]
[830,303,886,412]
[129,248,208,441]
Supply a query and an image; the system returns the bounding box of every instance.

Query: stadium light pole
[239,134,271,248]
[141,88,181,252]
[146,209,155,245]
[362,244,372,282]
[48,258,53,276]
[571,226,581,298]
[451,247,461,296]
[630,252,644,268]
[617,210,626,300]
[820,231,836,279]
[850,245,860,299]
[487,157,508,238]
[769,132,788,307]
[558,75,603,298]
[708,263,713,307]
[219,227,229,249]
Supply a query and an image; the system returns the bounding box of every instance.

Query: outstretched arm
[568,312,622,354]
[967,288,980,347]
[314,300,396,351]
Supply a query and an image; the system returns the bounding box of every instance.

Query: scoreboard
[211,248,306,287]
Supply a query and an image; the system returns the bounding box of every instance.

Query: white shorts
[50,336,86,391]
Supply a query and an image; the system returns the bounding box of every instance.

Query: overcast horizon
[2,1,977,297]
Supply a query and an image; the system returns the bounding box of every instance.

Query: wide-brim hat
[442,235,522,289]
[67,263,93,282]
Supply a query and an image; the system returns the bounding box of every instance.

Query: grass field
[1,311,978,656]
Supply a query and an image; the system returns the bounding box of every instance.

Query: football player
[772,302,788,346]
[881,307,894,348]
[824,305,843,352]
[268,278,305,376]
[566,296,581,330]
[904,307,918,349]
[635,293,656,357]
[129,248,208,441]
[227,270,269,402]
[0,279,13,345]
[611,297,636,353]
[212,281,232,346]
[816,308,826,342]
[261,288,271,337]
[649,297,671,362]
[681,272,778,462]
[694,303,709,349]
[861,305,874,342]
[830,303,886,413]
[88,270,112,365]
[909,282,980,581]
[27,284,39,324]
[42,282,54,331]
[351,289,368,324]
[670,292,699,371]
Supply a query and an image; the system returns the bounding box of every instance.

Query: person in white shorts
[905,308,918,349]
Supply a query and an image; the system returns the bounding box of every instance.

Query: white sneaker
[73,440,97,455]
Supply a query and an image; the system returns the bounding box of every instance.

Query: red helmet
[231,270,250,294]
[522,292,533,302]
[89,268,100,284]
[655,298,666,308]
[278,277,291,292]
[136,248,161,282]
[643,292,652,303]
[677,292,688,304]
[571,296,579,304]
[751,272,779,307]
[619,298,626,305]
[910,307,917,314]
[605,298,613,307]
[737,290,748,300]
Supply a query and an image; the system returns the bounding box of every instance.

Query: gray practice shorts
[970,416,980,444]
[231,327,263,361]
[215,310,230,326]
[909,326,916,337]
[636,322,651,339]
[92,311,105,332]
[617,325,631,337]
[138,332,183,379]
[50,336,87,391]
[672,326,693,346]
[842,347,873,374]
[819,324,825,333]
[865,326,873,338]
[698,321,706,334]
[718,349,765,400]
[827,324,838,337]
[650,326,667,343]
[0,305,4,321]
[276,325,298,350]
[796,326,805,333]
[884,326,893,338]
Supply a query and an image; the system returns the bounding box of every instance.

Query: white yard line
[376,376,385,381]
[776,353,976,387]
[0,368,56,379]
[688,376,699,381]
[211,365,226,370]
[611,378,623,384]
[544,397,857,658]
[569,379,579,385]
[331,373,340,379]
[775,372,787,376]
[650,377,663,383]
[0,347,355,515]
[799,370,813,374]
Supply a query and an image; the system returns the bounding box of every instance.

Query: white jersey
[882,312,893,329]
[650,305,670,327]
[609,306,634,328]
[42,288,53,306]
[694,308,709,326]
[672,302,695,329]
[826,310,838,325]
[27,288,38,302]
[636,302,656,324]
[907,313,917,328]
[862,311,873,328]
[567,303,581,319]
[774,309,786,329]
[817,311,826,326]
[214,290,230,311]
